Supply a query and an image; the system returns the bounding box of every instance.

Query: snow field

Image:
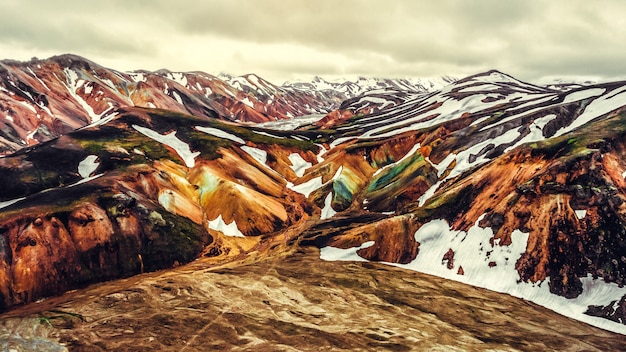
[321,215,626,334]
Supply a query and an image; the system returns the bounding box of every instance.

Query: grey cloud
[0,1,155,56]
[1,0,626,83]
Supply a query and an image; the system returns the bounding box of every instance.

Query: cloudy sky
[1,0,625,84]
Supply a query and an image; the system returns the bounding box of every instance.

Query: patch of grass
[139,206,211,272]
[416,184,475,222]
[39,309,86,327]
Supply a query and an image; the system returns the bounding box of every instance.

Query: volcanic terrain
[0,55,625,350]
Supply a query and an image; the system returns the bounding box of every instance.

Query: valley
[0,55,625,350]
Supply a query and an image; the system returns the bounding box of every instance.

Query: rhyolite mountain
[0,57,625,349]
[0,54,451,155]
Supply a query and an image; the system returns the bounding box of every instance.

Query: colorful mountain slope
[0,107,321,310]
[0,55,449,155]
[0,66,625,339]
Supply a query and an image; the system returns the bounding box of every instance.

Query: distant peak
[469,69,513,80]
[455,69,525,86]
[48,53,99,71]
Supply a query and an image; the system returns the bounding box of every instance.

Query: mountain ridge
[0,55,625,346]
[0,54,454,155]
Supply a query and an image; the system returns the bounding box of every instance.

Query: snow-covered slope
[284,75,455,97]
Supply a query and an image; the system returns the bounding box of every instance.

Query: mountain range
[0,55,625,350]
[0,54,452,154]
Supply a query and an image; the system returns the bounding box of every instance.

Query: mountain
[284,75,455,97]
[2,247,622,351]
[0,63,625,349]
[0,54,451,155]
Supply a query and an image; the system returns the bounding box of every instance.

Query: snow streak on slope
[331,71,626,150]
[554,86,626,137]
[63,68,114,122]
[241,146,268,166]
[288,153,312,177]
[132,125,199,167]
[195,126,245,144]
[343,74,548,140]
[320,193,337,220]
[255,114,326,130]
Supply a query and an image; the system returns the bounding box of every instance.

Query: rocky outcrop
[0,190,210,310]
[586,294,626,325]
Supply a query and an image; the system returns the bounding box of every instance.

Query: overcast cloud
[1,0,625,84]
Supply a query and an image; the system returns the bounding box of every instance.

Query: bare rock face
[68,203,114,253]
[586,294,626,325]
[5,216,78,307]
[0,192,210,310]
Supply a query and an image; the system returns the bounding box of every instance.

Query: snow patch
[253,130,285,139]
[241,96,254,108]
[208,214,245,237]
[316,144,328,163]
[287,176,323,198]
[169,72,188,87]
[78,155,99,178]
[83,111,118,128]
[355,96,395,110]
[554,86,626,137]
[158,190,176,210]
[255,114,325,130]
[288,153,312,177]
[132,125,199,167]
[0,197,26,210]
[575,210,587,219]
[418,180,444,207]
[27,67,50,91]
[19,101,37,114]
[241,146,267,166]
[448,128,521,180]
[68,173,104,187]
[563,88,605,104]
[321,215,626,334]
[430,153,457,178]
[172,91,183,105]
[320,241,375,262]
[195,126,245,144]
[63,68,99,122]
[320,192,337,220]
[504,114,557,153]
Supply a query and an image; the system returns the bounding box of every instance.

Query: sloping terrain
[299,71,626,333]
[0,106,322,311]
[2,248,623,351]
[0,66,626,349]
[0,55,448,155]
